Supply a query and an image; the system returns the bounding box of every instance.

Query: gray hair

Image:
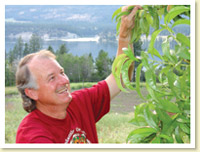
[16,50,56,113]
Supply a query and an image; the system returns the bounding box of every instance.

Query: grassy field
[5,82,147,143]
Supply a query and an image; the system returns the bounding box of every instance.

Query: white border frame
[1,0,195,149]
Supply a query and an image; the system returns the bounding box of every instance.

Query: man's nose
[59,74,69,84]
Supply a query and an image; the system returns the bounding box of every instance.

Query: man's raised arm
[105,5,142,100]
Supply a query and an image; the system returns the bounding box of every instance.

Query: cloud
[30,9,37,12]
[5,18,31,23]
[8,32,33,41]
[40,12,66,20]
[19,11,24,15]
[66,14,96,22]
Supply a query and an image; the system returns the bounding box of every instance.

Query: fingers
[128,5,142,19]
[121,5,134,12]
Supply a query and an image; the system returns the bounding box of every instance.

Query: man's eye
[50,76,55,81]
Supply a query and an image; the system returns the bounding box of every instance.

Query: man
[15,5,142,143]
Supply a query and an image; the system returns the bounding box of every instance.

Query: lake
[5,35,174,60]
[5,37,118,59]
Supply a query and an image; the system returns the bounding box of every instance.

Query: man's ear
[24,88,38,101]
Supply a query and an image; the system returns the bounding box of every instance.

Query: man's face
[29,57,72,107]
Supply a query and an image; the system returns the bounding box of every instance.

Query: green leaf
[146,82,159,102]
[172,19,190,28]
[176,115,190,123]
[149,29,164,49]
[162,40,171,59]
[131,28,138,43]
[148,28,165,58]
[115,76,128,93]
[116,58,129,93]
[175,126,184,143]
[158,99,180,113]
[134,102,147,118]
[146,13,153,26]
[141,51,150,70]
[144,105,158,130]
[112,54,128,92]
[145,67,167,96]
[122,59,135,90]
[122,45,138,61]
[150,48,163,59]
[164,6,190,24]
[159,134,174,143]
[127,127,157,143]
[115,11,130,22]
[140,17,149,34]
[112,7,122,21]
[140,13,150,37]
[116,20,121,36]
[129,116,147,127]
[180,123,190,134]
[112,54,126,75]
[167,70,182,99]
[136,63,145,100]
[127,5,135,11]
[145,68,157,90]
[176,33,190,48]
[156,107,179,136]
[142,63,159,102]
[151,136,160,143]
[156,108,172,126]
[176,45,190,60]
[142,133,157,143]
[157,7,165,17]
[152,12,159,30]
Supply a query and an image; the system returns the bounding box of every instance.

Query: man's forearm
[117,34,133,55]
[105,5,141,100]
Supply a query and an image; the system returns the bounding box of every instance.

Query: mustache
[55,84,69,93]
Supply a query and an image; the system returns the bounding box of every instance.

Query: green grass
[70,82,97,90]
[5,82,98,96]
[5,86,19,96]
[5,94,27,143]
[96,112,136,143]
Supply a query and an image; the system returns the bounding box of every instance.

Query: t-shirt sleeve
[70,80,111,123]
[86,80,111,122]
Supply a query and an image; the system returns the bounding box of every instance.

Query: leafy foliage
[112,5,190,143]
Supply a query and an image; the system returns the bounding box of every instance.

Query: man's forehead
[28,56,61,74]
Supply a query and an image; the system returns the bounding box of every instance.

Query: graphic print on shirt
[65,127,91,144]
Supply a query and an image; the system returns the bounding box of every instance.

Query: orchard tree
[57,44,69,55]
[12,36,24,60]
[47,45,54,53]
[57,53,81,82]
[23,43,29,56]
[79,54,94,82]
[95,49,112,80]
[29,34,43,53]
[112,5,191,143]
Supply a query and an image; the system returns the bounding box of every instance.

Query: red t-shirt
[16,80,110,143]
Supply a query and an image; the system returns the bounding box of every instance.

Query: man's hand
[119,5,142,42]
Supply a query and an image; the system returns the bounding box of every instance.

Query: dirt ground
[110,88,148,114]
